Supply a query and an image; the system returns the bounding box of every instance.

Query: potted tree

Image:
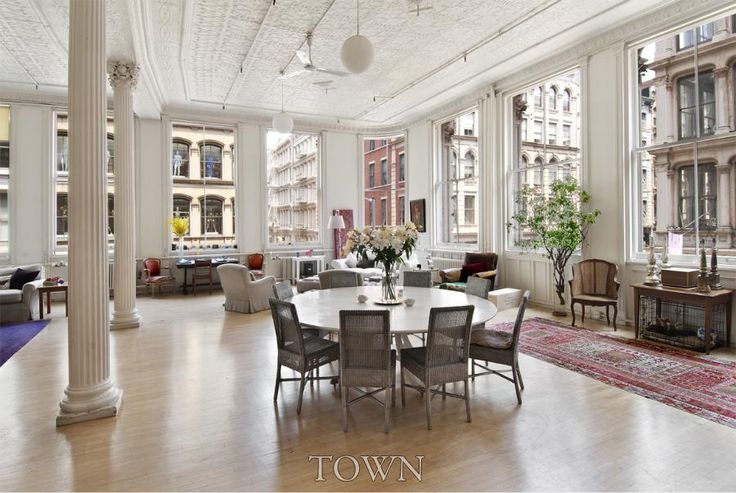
[509,177,600,316]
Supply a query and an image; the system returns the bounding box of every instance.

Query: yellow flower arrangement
[170,216,189,238]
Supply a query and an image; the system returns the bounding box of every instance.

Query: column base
[57,381,123,427]
[110,309,140,330]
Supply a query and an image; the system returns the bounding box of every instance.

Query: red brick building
[363,135,406,226]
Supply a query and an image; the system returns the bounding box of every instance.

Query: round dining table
[291,286,498,334]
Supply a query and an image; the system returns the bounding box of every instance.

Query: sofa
[439,252,498,292]
[328,251,419,280]
[0,264,45,323]
[217,263,275,314]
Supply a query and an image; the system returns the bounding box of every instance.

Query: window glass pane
[0,105,8,257]
[507,69,581,248]
[362,135,406,227]
[267,131,320,245]
[54,112,115,254]
[437,109,479,245]
[632,13,735,257]
[171,123,236,252]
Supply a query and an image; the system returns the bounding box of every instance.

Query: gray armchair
[0,264,45,323]
[217,264,275,314]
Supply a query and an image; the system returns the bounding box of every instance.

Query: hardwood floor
[1,292,735,491]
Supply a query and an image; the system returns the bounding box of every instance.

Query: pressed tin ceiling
[0,0,675,126]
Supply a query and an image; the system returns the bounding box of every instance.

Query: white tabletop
[291,286,497,333]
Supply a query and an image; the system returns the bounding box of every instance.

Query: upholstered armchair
[142,258,176,297]
[568,259,620,330]
[217,263,275,314]
[246,253,265,279]
[439,252,498,292]
[0,264,44,323]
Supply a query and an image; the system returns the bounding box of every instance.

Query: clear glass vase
[381,262,398,301]
[177,236,185,257]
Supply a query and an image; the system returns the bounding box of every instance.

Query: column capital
[715,162,731,172]
[713,66,729,77]
[107,61,140,89]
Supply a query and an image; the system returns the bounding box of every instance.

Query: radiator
[431,257,463,270]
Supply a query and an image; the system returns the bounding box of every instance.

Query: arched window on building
[200,197,223,234]
[106,133,114,175]
[464,150,475,178]
[678,164,717,230]
[57,130,69,173]
[562,89,572,112]
[548,157,558,184]
[533,86,543,107]
[172,140,190,178]
[533,157,544,187]
[548,86,558,110]
[200,142,223,179]
[173,195,191,234]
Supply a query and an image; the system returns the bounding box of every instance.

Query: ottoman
[296,276,321,293]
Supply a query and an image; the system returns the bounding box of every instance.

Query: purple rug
[0,320,50,367]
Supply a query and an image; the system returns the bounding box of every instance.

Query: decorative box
[661,268,698,288]
[488,288,522,311]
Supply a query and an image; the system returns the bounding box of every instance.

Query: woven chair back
[426,305,474,367]
[403,270,432,288]
[272,281,293,300]
[339,310,391,387]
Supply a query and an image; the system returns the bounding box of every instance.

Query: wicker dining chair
[400,305,475,430]
[339,310,395,433]
[269,298,340,414]
[272,280,294,300]
[403,270,433,288]
[466,276,492,299]
[191,258,213,295]
[318,270,364,289]
[469,290,531,404]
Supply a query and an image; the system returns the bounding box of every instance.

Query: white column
[58,0,122,426]
[714,67,731,135]
[109,62,141,330]
[716,163,731,231]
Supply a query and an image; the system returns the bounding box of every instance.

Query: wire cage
[638,295,727,352]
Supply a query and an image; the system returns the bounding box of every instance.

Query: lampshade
[327,214,345,229]
[272,111,294,134]
[341,34,374,74]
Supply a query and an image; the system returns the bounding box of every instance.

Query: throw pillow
[9,268,41,290]
[329,259,348,270]
[459,262,484,283]
[345,252,358,268]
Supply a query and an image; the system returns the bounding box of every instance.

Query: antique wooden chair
[569,259,620,330]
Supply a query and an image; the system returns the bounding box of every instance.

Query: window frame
[359,132,408,228]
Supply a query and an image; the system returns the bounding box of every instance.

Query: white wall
[136,117,165,258]
[322,130,359,259]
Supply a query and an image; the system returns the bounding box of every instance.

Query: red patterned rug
[489,317,736,429]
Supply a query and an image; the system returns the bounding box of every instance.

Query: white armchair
[217,264,275,314]
[0,264,45,323]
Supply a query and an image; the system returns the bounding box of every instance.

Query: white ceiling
[0,0,677,127]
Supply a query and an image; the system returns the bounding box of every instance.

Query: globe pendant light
[272,75,294,133]
[341,0,374,74]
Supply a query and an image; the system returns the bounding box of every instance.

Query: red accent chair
[142,258,176,297]
[247,253,265,279]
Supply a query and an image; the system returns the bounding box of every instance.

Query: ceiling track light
[340,0,374,74]
[271,72,294,133]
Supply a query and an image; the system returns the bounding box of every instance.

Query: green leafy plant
[508,177,600,311]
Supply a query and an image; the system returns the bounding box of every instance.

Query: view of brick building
[363,135,406,227]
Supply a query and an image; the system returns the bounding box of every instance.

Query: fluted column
[714,67,731,135]
[58,0,122,426]
[109,62,141,330]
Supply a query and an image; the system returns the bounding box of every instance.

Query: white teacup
[357,294,368,304]
[404,298,415,307]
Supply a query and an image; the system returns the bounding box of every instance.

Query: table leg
[633,290,640,339]
[39,292,44,320]
[182,269,189,295]
[47,291,51,314]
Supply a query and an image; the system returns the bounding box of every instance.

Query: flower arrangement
[170,216,189,256]
[344,222,418,301]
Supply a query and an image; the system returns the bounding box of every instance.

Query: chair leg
[513,365,522,405]
[571,301,576,326]
[464,378,471,423]
[606,305,610,326]
[425,383,432,430]
[442,383,446,400]
[471,359,476,381]
[384,388,391,434]
[341,385,348,432]
[297,373,307,414]
[516,361,525,390]
[581,304,585,324]
[400,367,406,406]
[613,304,618,331]
[273,364,281,402]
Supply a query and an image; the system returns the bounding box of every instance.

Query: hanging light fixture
[272,73,294,133]
[341,0,373,74]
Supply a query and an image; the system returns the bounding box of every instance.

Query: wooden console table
[38,284,68,320]
[632,283,733,354]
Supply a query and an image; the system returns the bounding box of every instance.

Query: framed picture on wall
[410,199,426,232]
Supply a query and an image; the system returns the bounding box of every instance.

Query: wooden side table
[38,284,68,320]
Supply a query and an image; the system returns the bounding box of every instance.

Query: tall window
[533,87,543,107]
[677,71,716,139]
[398,196,405,224]
[172,140,190,177]
[632,14,735,257]
[0,105,8,257]
[171,122,236,251]
[507,69,582,248]
[464,195,475,225]
[436,108,479,245]
[53,112,115,254]
[267,130,320,245]
[362,134,406,227]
